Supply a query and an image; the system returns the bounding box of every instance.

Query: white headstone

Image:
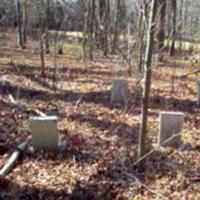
[111,79,128,104]
[30,116,59,151]
[158,111,184,147]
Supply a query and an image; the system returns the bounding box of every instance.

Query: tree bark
[113,0,121,52]
[99,0,110,56]
[89,0,95,60]
[82,0,89,59]
[22,0,28,46]
[45,0,50,54]
[138,0,157,167]
[15,0,23,48]
[179,0,183,52]
[40,36,45,77]
[157,0,166,53]
[53,32,58,91]
[169,0,177,56]
[138,0,147,73]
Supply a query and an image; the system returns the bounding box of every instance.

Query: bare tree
[157,0,166,60]
[112,0,121,52]
[96,0,111,56]
[82,0,95,60]
[40,35,45,77]
[138,0,157,167]
[169,0,177,56]
[45,0,50,54]
[15,0,23,48]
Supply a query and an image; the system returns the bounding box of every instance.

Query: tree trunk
[53,32,58,91]
[179,0,183,52]
[82,0,96,60]
[15,0,23,48]
[157,0,166,55]
[169,0,177,56]
[137,0,157,167]
[166,0,171,48]
[138,0,147,73]
[40,36,45,77]
[127,19,131,72]
[99,0,110,56]
[22,0,28,46]
[113,0,121,52]
[82,0,89,59]
[89,0,95,60]
[45,0,50,54]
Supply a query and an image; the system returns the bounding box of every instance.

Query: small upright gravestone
[110,79,128,104]
[158,111,184,147]
[197,80,200,106]
[30,116,59,151]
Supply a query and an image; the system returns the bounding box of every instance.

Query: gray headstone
[197,80,200,106]
[158,111,184,147]
[30,116,59,151]
[111,79,128,104]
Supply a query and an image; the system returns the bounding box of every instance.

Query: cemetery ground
[0,37,200,199]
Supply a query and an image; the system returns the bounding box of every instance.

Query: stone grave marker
[111,79,128,104]
[158,111,184,147]
[30,116,59,151]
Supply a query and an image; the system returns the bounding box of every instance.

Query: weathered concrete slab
[158,111,184,147]
[30,116,59,151]
[111,79,128,104]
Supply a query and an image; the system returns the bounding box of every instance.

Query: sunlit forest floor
[0,34,200,199]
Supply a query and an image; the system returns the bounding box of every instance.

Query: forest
[0,0,200,199]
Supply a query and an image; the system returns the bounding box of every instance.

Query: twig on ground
[8,94,47,117]
[134,133,182,166]
[123,171,168,200]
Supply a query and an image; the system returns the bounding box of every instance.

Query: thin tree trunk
[82,0,89,59]
[137,0,157,167]
[113,0,120,52]
[99,0,106,54]
[167,0,171,48]
[104,0,111,56]
[45,0,50,54]
[99,0,110,56]
[82,0,95,60]
[179,0,183,52]
[22,0,28,46]
[40,36,45,77]
[157,0,166,57]
[89,0,95,60]
[15,0,23,48]
[18,0,23,48]
[138,0,147,73]
[169,0,177,56]
[53,32,58,91]
[127,20,131,72]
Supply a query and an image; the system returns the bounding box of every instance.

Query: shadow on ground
[150,93,197,113]
[0,80,197,114]
[0,178,107,200]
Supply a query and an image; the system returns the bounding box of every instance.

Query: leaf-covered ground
[0,38,200,200]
